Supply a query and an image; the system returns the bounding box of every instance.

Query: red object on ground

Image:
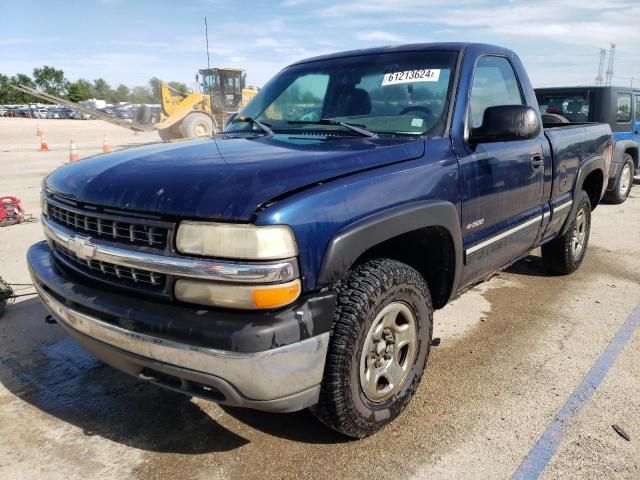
[0,196,25,226]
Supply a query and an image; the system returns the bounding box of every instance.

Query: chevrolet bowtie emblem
[67,236,97,261]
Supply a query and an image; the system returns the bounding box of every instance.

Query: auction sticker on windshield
[382,69,440,86]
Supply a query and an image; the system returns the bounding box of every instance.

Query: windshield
[536,90,592,122]
[225,50,458,137]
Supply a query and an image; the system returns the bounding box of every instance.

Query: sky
[2,0,640,90]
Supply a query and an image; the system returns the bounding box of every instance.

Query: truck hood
[46,135,425,221]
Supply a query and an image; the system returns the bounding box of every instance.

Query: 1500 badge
[466,218,485,230]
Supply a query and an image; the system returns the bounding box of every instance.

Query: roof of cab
[290,42,509,66]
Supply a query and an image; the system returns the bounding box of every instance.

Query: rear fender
[613,139,638,166]
[560,154,606,235]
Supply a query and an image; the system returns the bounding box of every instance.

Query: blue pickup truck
[28,43,612,438]
[536,86,637,203]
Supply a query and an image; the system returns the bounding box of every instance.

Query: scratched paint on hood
[45,135,425,221]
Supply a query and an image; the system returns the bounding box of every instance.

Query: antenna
[605,43,616,86]
[204,17,211,69]
[595,48,606,86]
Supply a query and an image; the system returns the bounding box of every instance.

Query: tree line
[0,65,190,105]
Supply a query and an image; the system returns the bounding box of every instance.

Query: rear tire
[603,154,634,204]
[310,258,433,438]
[179,112,213,138]
[542,190,591,274]
[134,105,152,125]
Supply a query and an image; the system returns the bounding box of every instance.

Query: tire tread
[310,258,432,438]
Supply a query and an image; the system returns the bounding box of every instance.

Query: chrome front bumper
[35,283,329,411]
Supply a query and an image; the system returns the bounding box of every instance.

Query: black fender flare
[560,154,606,235]
[613,139,638,167]
[317,200,463,302]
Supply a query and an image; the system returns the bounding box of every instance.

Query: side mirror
[469,105,541,144]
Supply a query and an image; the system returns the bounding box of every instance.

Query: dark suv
[536,86,637,204]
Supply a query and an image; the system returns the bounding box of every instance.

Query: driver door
[457,55,546,284]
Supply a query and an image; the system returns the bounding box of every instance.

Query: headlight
[175,279,301,310]
[40,190,48,216]
[176,221,297,260]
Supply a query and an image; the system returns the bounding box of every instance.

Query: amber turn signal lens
[252,281,301,309]
[174,279,301,310]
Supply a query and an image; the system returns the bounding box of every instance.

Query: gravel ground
[0,118,639,479]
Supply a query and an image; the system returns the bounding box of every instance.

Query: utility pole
[595,48,606,85]
[605,43,616,86]
[204,17,211,69]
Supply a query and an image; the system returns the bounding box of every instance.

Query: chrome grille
[47,201,168,249]
[54,243,166,292]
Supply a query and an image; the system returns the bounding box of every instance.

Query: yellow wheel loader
[148,68,257,140]
[11,67,257,141]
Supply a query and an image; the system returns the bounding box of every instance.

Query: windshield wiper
[287,118,377,137]
[232,115,274,135]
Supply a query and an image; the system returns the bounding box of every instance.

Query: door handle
[531,154,544,170]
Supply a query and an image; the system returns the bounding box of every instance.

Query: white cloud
[356,31,404,43]
[254,37,280,47]
[281,0,313,5]
[4,0,640,90]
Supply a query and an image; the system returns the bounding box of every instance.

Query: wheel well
[581,169,604,210]
[624,148,638,169]
[353,227,455,309]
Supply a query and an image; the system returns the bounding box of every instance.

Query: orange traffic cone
[40,134,49,152]
[36,124,42,136]
[69,139,79,162]
[102,135,111,153]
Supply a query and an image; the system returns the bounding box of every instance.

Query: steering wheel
[400,106,432,117]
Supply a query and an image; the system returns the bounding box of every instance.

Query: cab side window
[469,56,524,129]
[616,93,631,123]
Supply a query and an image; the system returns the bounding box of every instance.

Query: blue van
[536,86,637,203]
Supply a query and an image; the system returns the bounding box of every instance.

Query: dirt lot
[1,118,639,479]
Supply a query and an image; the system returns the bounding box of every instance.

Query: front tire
[179,112,213,138]
[157,128,174,141]
[542,190,592,274]
[310,258,433,438]
[603,154,634,204]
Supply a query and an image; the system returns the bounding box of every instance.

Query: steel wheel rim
[620,164,632,196]
[571,208,587,260]
[359,301,417,403]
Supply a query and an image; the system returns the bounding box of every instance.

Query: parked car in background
[115,108,133,119]
[58,107,74,119]
[70,110,92,120]
[536,86,637,204]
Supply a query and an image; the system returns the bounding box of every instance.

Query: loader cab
[200,68,246,112]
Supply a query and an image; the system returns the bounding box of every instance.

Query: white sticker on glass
[382,69,440,86]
